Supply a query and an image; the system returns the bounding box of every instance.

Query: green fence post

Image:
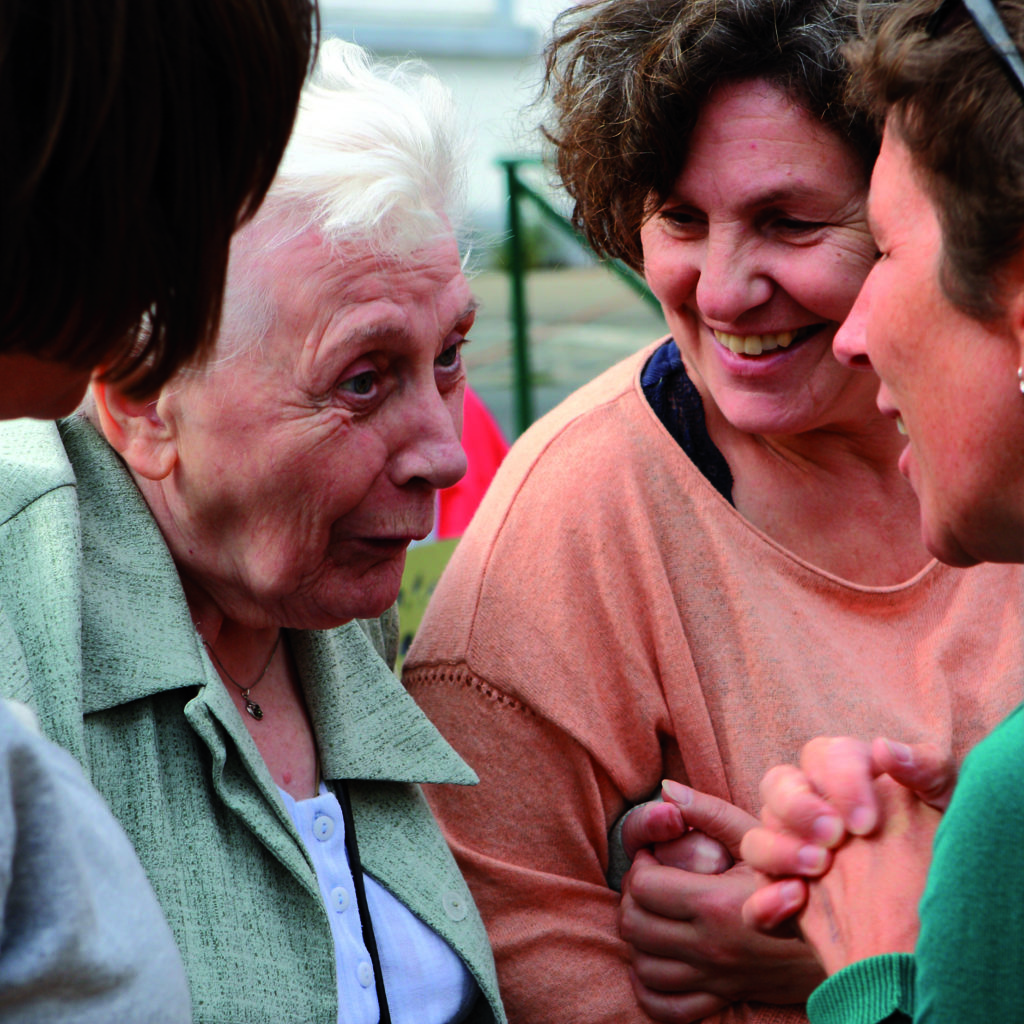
[502,159,534,435]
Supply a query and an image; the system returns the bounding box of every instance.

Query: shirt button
[330,886,350,913]
[312,813,335,841]
[442,889,468,922]
[356,961,374,988]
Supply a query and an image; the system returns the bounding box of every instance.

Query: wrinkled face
[640,79,879,437]
[154,229,472,628]
[0,352,92,419]
[834,128,1024,567]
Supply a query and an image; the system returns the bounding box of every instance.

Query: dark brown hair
[847,0,1024,320]
[542,0,886,270]
[0,0,317,396]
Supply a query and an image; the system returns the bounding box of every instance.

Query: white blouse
[280,784,477,1024]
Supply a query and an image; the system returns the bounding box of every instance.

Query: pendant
[242,692,264,720]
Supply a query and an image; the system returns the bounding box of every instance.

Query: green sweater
[0,415,504,1024]
[809,702,1024,1024]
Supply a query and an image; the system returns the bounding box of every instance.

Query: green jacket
[0,415,504,1024]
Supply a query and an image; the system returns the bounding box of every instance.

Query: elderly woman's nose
[392,390,467,489]
[694,232,772,324]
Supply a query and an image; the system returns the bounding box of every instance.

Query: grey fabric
[0,698,191,1023]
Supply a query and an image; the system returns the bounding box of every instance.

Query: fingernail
[848,805,876,835]
[811,815,843,847]
[661,779,692,806]
[780,879,804,906]
[797,845,827,873]
[885,739,912,765]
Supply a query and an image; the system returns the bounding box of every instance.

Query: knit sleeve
[807,955,914,1024]
[911,705,1024,1022]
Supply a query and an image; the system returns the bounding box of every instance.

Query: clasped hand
[618,780,824,1023]
[739,737,952,977]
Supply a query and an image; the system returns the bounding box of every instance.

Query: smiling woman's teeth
[896,416,907,436]
[713,330,797,355]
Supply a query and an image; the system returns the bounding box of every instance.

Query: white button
[330,886,350,913]
[356,961,374,988]
[312,813,335,841]
[442,889,468,922]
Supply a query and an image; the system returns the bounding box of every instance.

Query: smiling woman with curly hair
[403,2,1024,1022]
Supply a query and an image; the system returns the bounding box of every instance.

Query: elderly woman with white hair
[0,39,503,1024]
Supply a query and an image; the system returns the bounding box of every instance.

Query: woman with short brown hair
[742,2,1024,1020]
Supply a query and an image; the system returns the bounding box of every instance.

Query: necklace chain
[203,633,281,721]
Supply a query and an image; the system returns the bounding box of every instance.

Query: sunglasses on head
[927,0,1024,100]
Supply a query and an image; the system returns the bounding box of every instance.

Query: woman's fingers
[740,823,832,878]
[660,779,760,855]
[622,800,687,860]
[741,877,808,933]
[799,737,879,836]
[871,737,957,810]
[627,967,728,1024]
[654,830,733,874]
[756,763,846,847]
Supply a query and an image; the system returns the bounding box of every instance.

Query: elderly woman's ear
[91,381,178,481]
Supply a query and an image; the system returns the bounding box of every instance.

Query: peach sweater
[404,343,1024,1024]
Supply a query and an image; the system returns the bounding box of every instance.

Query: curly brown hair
[847,0,1024,320]
[542,0,886,271]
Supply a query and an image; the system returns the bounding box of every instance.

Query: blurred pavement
[465,265,667,441]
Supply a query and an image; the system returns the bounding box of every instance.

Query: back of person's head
[849,0,1024,322]
[213,38,465,360]
[542,0,890,270]
[0,0,317,397]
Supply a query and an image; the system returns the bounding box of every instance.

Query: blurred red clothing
[437,386,508,540]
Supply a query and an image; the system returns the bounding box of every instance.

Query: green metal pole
[502,159,534,435]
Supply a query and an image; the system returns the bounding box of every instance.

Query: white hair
[269,38,465,253]
[208,39,467,365]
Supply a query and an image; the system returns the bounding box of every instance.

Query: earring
[1018,367,1024,395]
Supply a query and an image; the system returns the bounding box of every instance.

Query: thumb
[621,800,686,860]
[872,738,957,811]
[661,779,759,856]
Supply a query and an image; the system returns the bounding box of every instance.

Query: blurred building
[322,0,572,253]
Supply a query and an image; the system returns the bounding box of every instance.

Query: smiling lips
[712,325,820,356]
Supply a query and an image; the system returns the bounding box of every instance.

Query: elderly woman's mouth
[712,325,821,356]
[355,533,427,551]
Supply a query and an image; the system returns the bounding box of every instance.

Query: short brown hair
[542,0,885,271]
[0,0,317,396]
[847,0,1024,320]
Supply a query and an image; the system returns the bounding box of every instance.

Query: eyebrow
[455,299,480,324]
[348,298,481,345]
[743,184,839,208]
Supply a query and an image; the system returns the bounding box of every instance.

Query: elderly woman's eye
[436,342,464,369]
[339,370,376,396]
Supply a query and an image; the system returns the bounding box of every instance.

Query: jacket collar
[62,415,474,786]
